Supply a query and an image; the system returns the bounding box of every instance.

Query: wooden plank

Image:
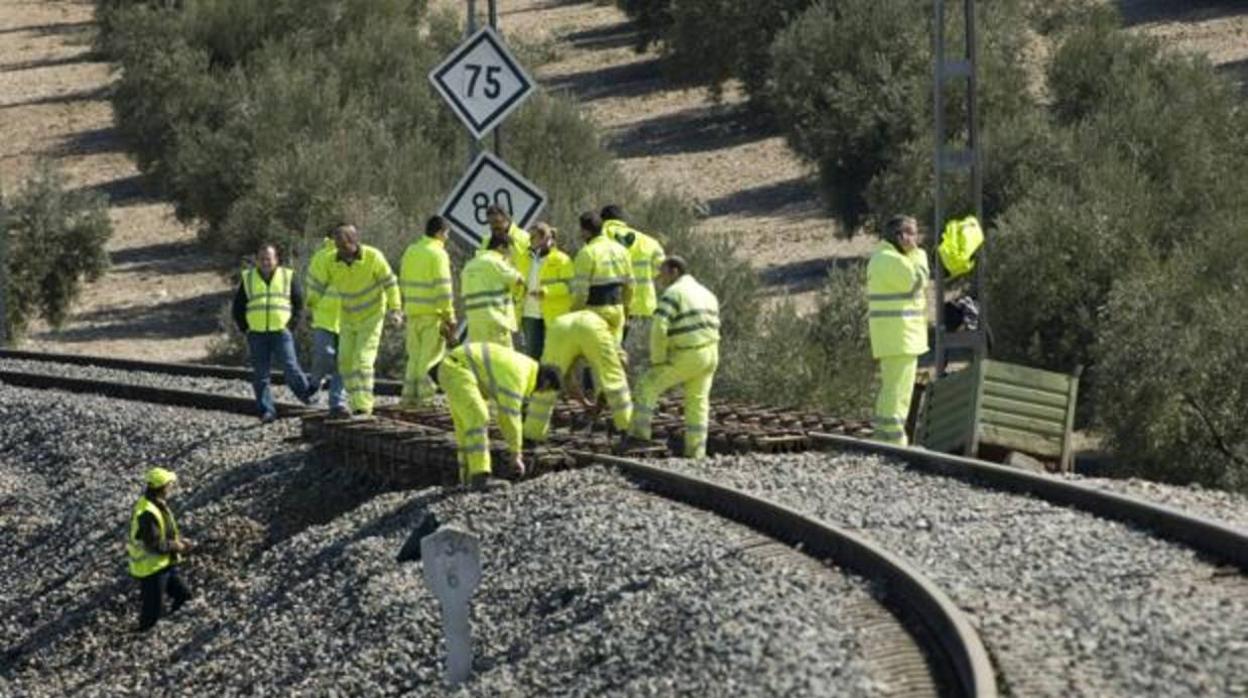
[984,360,1074,394]
[982,381,1069,409]
[980,409,1067,438]
[979,423,1063,457]
[980,395,1067,422]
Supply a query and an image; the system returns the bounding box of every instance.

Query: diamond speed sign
[429,26,536,141]
[440,151,547,248]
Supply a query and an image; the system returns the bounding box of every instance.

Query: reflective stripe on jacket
[400,237,455,320]
[866,240,929,358]
[604,219,665,318]
[307,245,400,326]
[306,238,341,333]
[572,235,633,308]
[243,267,293,332]
[127,496,178,578]
[462,249,524,335]
[651,274,720,365]
[515,247,575,324]
[448,342,538,454]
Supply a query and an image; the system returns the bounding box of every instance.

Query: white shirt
[523,252,545,319]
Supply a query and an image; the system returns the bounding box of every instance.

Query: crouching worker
[127,468,193,632]
[438,342,562,487]
[627,256,720,458]
[523,310,632,443]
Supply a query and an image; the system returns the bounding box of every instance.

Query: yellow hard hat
[145,467,177,488]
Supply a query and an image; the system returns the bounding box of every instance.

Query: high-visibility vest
[306,238,341,333]
[400,237,454,320]
[514,247,576,324]
[938,216,984,280]
[651,274,720,364]
[573,235,632,307]
[604,219,665,318]
[308,245,401,326]
[243,266,294,333]
[462,250,524,335]
[127,495,178,578]
[866,240,930,359]
[477,222,531,271]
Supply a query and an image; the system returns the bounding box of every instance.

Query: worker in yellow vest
[480,204,531,270]
[601,205,665,341]
[398,216,456,408]
[515,222,575,359]
[523,310,632,443]
[627,256,720,459]
[306,224,402,416]
[127,467,193,632]
[866,214,930,446]
[438,342,562,486]
[305,234,347,417]
[462,231,526,347]
[231,243,315,422]
[572,211,633,344]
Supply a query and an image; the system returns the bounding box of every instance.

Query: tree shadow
[703,177,820,218]
[0,85,109,110]
[546,57,665,102]
[49,126,125,158]
[1117,0,1248,26]
[69,174,162,207]
[1218,56,1248,95]
[0,20,93,37]
[110,240,226,275]
[562,20,640,52]
[607,102,775,159]
[759,256,863,295]
[0,50,98,72]
[30,291,232,344]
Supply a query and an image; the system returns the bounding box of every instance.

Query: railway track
[5,351,1247,696]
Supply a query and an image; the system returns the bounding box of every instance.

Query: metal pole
[964,0,986,350]
[466,0,480,166]
[488,0,502,159]
[932,0,947,374]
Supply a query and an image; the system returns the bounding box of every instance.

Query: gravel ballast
[1,386,911,696]
[665,452,1248,698]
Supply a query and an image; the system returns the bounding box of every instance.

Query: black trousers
[138,566,191,631]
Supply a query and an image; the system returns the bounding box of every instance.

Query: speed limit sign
[429,26,536,140]
[439,151,547,248]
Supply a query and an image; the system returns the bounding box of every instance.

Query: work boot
[327,407,351,420]
[260,412,277,424]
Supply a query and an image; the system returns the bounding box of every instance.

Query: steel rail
[810,433,1248,572]
[578,451,998,698]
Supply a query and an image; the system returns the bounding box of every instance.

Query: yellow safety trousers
[874,354,918,446]
[589,304,626,345]
[438,357,492,482]
[524,322,632,442]
[401,316,445,407]
[631,344,718,458]
[338,314,384,415]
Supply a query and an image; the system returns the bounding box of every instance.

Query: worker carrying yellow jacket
[306,224,402,416]
[398,216,456,408]
[514,222,575,360]
[627,256,720,459]
[437,342,562,486]
[866,214,930,446]
[937,215,984,281]
[572,211,633,344]
[601,205,665,322]
[523,310,633,443]
[462,232,525,347]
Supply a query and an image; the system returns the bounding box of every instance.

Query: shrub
[664,0,811,96]
[1,164,112,339]
[615,0,672,49]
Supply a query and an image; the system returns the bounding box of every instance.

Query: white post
[420,526,482,686]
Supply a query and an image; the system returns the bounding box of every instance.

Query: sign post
[421,526,483,687]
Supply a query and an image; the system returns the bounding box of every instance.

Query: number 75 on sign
[429,26,537,141]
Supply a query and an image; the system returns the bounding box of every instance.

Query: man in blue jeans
[232,243,315,422]
[305,234,347,416]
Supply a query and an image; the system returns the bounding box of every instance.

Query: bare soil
[1,0,1244,360]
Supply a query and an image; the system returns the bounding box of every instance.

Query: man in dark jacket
[127,467,193,632]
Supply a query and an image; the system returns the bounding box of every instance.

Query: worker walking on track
[601,205,665,342]
[462,231,526,347]
[866,214,930,446]
[523,310,632,443]
[128,467,193,632]
[305,234,347,417]
[627,256,720,459]
[232,243,315,423]
[307,224,402,417]
[398,216,456,408]
[438,342,562,486]
[515,222,575,360]
[572,211,633,344]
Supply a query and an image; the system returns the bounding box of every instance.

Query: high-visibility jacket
[400,236,454,321]
[127,495,178,578]
[308,245,401,327]
[306,238,341,333]
[447,341,538,454]
[514,246,575,324]
[462,249,524,336]
[651,274,720,365]
[242,266,294,333]
[938,216,984,281]
[478,222,531,271]
[572,234,633,309]
[525,310,632,441]
[603,219,665,318]
[866,240,930,358]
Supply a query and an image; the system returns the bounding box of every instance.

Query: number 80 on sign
[439,151,547,248]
